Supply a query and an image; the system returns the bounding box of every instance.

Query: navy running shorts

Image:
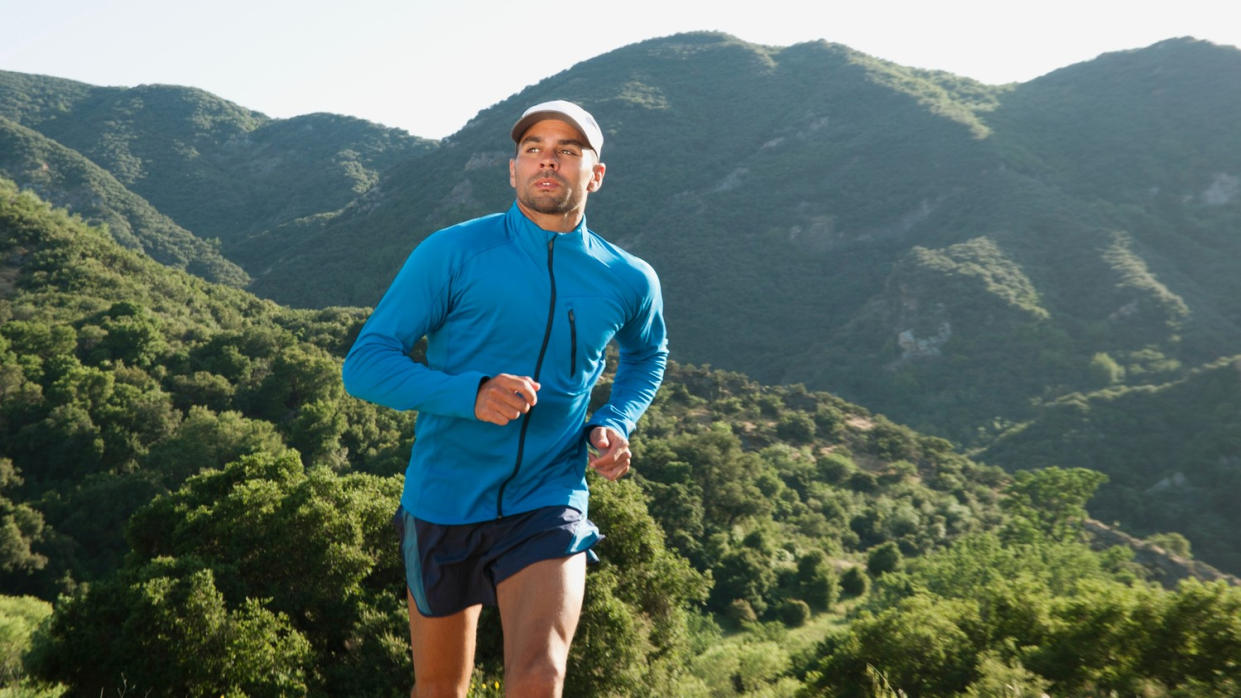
[394,505,601,617]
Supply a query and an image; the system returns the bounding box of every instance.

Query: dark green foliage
[813,595,984,697]
[867,542,904,577]
[627,361,1002,634]
[27,559,315,696]
[0,459,47,576]
[805,533,1241,697]
[840,566,870,599]
[778,598,811,627]
[29,450,409,696]
[709,547,778,616]
[562,477,709,696]
[120,452,408,695]
[0,115,248,286]
[0,70,437,279]
[0,179,413,597]
[1000,467,1109,543]
[796,549,840,610]
[776,411,815,444]
[983,358,1241,572]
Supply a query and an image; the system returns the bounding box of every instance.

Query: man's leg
[408,590,482,698]
[496,553,587,698]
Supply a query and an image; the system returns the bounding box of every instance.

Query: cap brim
[510,111,600,153]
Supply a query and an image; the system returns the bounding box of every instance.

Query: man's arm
[585,263,668,444]
[341,234,487,419]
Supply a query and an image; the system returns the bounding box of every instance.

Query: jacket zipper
[497,236,557,518]
[568,308,577,376]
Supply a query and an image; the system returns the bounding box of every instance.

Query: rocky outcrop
[1084,518,1241,588]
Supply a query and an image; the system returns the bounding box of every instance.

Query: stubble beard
[519,174,582,215]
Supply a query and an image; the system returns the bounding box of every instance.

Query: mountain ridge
[0,114,249,285]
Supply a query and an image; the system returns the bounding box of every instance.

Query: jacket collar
[506,202,588,252]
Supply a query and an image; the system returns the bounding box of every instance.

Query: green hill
[0,115,248,285]
[980,355,1241,571]
[0,70,438,273]
[5,178,1241,696]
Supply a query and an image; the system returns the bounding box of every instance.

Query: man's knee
[506,654,568,696]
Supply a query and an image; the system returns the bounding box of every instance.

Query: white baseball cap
[510,100,604,155]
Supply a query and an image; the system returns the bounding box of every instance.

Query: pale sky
[3,0,1240,139]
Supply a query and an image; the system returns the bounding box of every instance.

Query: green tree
[776,412,815,444]
[0,460,47,576]
[0,594,54,687]
[564,477,709,696]
[1144,579,1241,692]
[1145,531,1192,558]
[960,651,1049,697]
[709,547,776,616]
[840,566,869,599]
[1025,579,1158,694]
[34,452,408,696]
[27,560,312,696]
[141,406,286,484]
[796,549,839,610]
[809,595,983,697]
[867,542,903,577]
[82,301,168,367]
[652,423,771,529]
[1001,467,1108,543]
[778,598,810,627]
[1087,352,1125,386]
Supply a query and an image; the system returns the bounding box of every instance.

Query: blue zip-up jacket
[342,203,667,524]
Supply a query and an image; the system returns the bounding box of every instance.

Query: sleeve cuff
[446,370,489,420]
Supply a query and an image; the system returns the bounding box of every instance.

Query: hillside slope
[0,69,438,268]
[981,356,1241,571]
[0,115,248,285]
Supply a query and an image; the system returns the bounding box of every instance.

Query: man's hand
[588,426,630,481]
[475,374,540,425]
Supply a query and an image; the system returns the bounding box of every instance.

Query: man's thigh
[496,553,587,675]
[408,590,481,695]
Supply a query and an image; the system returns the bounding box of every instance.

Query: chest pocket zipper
[567,308,577,376]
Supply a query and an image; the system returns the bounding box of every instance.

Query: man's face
[509,118,605,231]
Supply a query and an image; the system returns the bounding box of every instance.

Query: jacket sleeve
[586,263,668,439]
[341,234,486,419]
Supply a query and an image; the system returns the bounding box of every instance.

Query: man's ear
[509,159,517,189]
[588,161,606,192]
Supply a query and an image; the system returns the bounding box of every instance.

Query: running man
[342,99,667,697]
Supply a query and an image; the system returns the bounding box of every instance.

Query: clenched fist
[474,374,540,425]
